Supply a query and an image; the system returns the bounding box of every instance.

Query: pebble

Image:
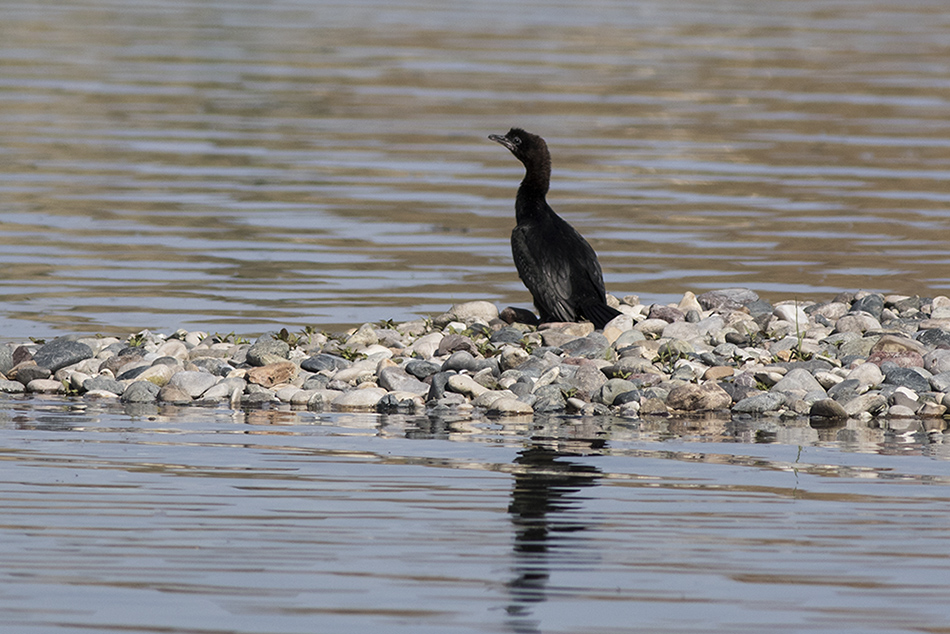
[0,289,947,427]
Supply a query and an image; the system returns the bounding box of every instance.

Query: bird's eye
[511,137,522,146]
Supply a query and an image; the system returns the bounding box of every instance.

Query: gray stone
[916,328,950,350]
[0,346,15,374]
[566,364,607,400]
[843,393,888,417]
[929,371,950,393]
[923,349,950,375]
[559,333,610,360]
[158,385,194,404]
[441,351,487,373]
[405,360,441,379]
[836,313,882,334]
[613,329,647,350]
[846,362,884,388]
[167,371,218,398]
[697,288,759,311]
[26,379,64,394]
[883,367,931,393]
[733,392,786,414]
[201,378,247,401]
[437,301,499,326]
[345,323,378,348]
[600,378,638,405]
[838,336,879,360]
[0,379,25,393]
[809,398,848,419]
[246,334,290,367]
[377,366,430,396]
[10,364,52,385]
[852,294,884,319]
[83,375,125,396]
[31,338,93,373]
[190,357,234,377]
[487,397,534,416]
[301,354,351,373]
[332,387,387,410]
[447,374,488,399]
[771,368,826,395]
[532,385,566,412]
[827,379,863,403]
[666,382,732,412]
[120,381,161,403]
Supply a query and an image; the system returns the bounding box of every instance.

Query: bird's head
[489,128,550,170]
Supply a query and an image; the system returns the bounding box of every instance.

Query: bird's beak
[489,134,516,151]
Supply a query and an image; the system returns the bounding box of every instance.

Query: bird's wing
[511,225,576,323]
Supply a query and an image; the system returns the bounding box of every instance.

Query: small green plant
[212,331,250,345]
[339,346,365,362]
[275,327,301,347]
[376,318,398,330]
[127,332,147,347]
[29,337,46,345]
[60,379,82,397]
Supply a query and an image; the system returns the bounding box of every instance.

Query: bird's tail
[583,303,623,330]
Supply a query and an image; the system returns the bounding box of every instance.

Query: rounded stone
[666,382,732,412]
[809,398,848,419]
[882,367,931,393]
[771,369,826,395]
[733,392,786,414]
[446,374,488,399]
[300,354,351,373]
[843,393,888,417]
[26,379,65,394]
[487,397,534,416]
[32,339,94,373]
[600,378,638,405]
[246,335,291,367]
[377,366,430,396]
[120,381,161,403]
[331,387,388,410]
[158,385,194,404]
[167,370,219,398]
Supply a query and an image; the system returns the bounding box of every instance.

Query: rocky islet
[1,290,950,430]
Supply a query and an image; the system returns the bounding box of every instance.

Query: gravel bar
[3,288,950,429]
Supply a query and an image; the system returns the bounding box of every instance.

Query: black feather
[490,128,622,329]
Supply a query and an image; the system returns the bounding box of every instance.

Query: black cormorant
[489,128,622,329]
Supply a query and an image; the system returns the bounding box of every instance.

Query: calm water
[4,3,950,632]
[1,398,950,633]
[2,0,950,338]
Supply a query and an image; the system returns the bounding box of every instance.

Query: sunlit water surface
[2,0,950,338]
[2,398,950,633]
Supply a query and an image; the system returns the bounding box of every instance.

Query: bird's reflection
[505,441,603,633]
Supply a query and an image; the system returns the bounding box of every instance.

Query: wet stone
[32,338,93,373]
[882,366,931,393]
[83,375,125,396]
[0,379,25,393]
[405,360,441,380]
[300,353,351,373]
[698,288,759,311]
[559,333,610,360]
[121,381,161,403]
[809,398,848,419]
[852,294,885,319]
[167,371,218,398]
[9,363,51,385]
[916,328,950,350]
[246,335,290,367]
[733,392,786,414]
[377,366,429,396]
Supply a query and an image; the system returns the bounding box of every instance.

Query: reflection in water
[505,444,603,633]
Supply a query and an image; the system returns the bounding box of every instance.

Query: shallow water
[2,398,950,633]
[2,0,950,339]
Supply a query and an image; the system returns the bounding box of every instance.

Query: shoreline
[2,288,950,429]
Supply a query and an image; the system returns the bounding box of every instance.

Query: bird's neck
[515,165,551,224]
